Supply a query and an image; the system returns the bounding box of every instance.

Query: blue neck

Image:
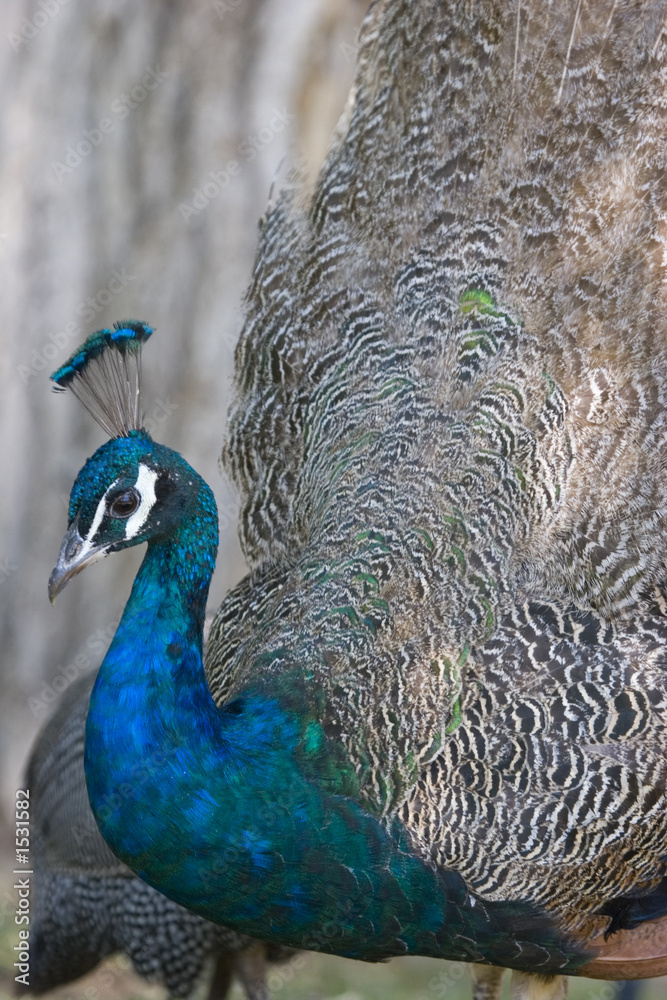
[83,460,584,971]
[85,470,227,860]
[110,527,218,732]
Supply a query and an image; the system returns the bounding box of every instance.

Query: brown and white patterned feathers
[207,0,667,969]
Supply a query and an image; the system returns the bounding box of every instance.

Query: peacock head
[47,321,206,602]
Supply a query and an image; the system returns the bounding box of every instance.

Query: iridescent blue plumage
[49,331,583,975]
[78,432,578,968]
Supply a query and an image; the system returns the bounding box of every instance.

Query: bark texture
[0,0,366,815]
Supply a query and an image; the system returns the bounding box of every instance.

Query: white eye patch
[80,463,159,552]
[77,489,111,561]
[125,464,158,540]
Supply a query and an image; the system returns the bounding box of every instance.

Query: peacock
[47,1,667,998]
[27,667,291,1000]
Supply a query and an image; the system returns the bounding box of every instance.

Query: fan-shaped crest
[51,321,153,438]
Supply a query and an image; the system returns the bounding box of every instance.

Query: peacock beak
[48,519,110,604]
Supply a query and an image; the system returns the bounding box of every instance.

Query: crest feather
[51,321,153,437]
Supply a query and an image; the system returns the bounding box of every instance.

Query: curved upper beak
[48,520,110,604]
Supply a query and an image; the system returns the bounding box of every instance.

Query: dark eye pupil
[110,490,139,518]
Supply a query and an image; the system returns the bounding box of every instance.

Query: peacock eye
[108,488,140,519]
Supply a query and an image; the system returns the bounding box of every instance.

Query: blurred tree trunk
[0,0,367,818]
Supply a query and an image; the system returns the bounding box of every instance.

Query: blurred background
[0,1,662,998]
[0,0,365,817]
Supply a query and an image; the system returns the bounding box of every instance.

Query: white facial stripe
[125,464,158,540]
[78,489,112,559]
